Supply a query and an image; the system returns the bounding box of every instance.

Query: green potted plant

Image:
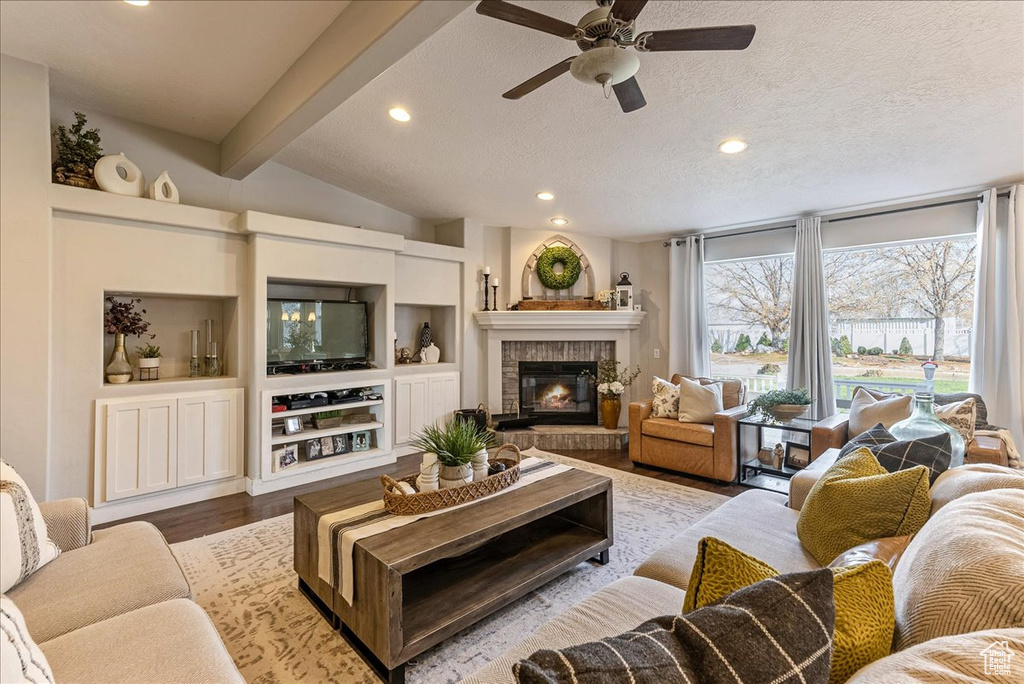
[52,112,103,188]
[412,418,494,488]
[103,297,153,384]
[748,388,812,422]
[135,343,162,379]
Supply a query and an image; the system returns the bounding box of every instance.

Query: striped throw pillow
[0,596,54,683]
[1,461,60,593]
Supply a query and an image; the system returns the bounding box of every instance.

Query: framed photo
[305,437,322,461]
[272,444,298,472]
[351,430,371,452]
[785,442,811,470]
[283,416,303,435]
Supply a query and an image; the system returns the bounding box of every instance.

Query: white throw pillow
[677,377,724,424]
[849,387,912,437]
[0,595,54,684]
[651,376,679,418]
[1,461,60,593]
[935,397,977,444]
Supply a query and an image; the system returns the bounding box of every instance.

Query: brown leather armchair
[628,375,747,482]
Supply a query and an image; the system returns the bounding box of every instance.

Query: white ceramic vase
[438,463,472,489]
[94,153,145,197]
[415,453,439,492]
[420,343,441,364]
[148,170,180,203]
[471,449,489,482]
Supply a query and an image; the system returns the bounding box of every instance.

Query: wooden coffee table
[294,467,612,684]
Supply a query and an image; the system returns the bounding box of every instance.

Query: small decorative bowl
[769,404,810,421]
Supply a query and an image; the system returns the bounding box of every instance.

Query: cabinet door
[394,376,430,445]
[104,399,177,502]
[177,390,240,486]
[427,372,461,426]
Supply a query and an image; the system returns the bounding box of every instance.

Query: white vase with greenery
[412,418,494,490]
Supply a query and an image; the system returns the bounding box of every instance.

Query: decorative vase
[471,449,490,482]
[94,153,144,197]
[420,343,441,364]
[600,395,621,429]
[419,322,432,352]
[138,356,160,381]
[105,333,133,384]
[415,453,439,492]
[438,463,473,489]
[147,170,180,203]
[890,393,966,468]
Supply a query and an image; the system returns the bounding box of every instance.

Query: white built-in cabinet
[395,371,461,445]
[95,388,243,503]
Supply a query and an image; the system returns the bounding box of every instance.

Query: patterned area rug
[170,450,729,683]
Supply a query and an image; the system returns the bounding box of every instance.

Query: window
[825,236,976,403]
[705,255,794,393]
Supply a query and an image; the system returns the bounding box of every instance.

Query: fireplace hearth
[519,361,597,425]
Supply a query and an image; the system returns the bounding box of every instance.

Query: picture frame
[351,430,371,452]
[272,444,298,472]
[283,416,303,435]
[785,442,811,470]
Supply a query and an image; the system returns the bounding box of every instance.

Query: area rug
[170,450,729,683]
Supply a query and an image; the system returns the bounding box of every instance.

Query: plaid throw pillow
[839,424,953,484]
[839,423,896,459]
[513,569,835,684]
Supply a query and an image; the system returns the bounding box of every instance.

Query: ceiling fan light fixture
[569,45,640,87]
[719,139,748,154]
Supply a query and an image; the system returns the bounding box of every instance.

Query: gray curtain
[787,217,837,417]
[668,236,710,377]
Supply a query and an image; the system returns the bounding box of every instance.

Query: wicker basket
[382,444,521,515]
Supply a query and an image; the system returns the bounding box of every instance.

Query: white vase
[415,453,439,492]
[148,170,180,203]
[94,153,145,197]
[438,463,472,489]
[420,343,441,364]
[471,449,489,482]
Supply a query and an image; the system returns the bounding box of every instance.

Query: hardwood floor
[98,448,743,544]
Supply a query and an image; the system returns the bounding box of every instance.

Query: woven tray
[381,444,521,515]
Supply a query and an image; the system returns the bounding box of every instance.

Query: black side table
[736,413,821,493]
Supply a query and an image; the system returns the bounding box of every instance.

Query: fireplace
[519,361,598,425]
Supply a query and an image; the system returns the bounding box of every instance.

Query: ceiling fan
[476,0,755,112]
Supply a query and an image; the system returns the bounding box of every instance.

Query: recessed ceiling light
[536,191,555,201]
[123,0,150,6]
[388,108,411,123]
[719,139,748,154]
[550,217,569,226]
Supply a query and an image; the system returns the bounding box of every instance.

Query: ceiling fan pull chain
[603,80,612,99]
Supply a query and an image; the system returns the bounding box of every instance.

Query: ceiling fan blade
[637,24,756,52]
[502,58,575,99]
[612,76,646,113]
[476,0,578,39]
[611,0,648,23]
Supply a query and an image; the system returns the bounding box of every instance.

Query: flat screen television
[267,299,368,366]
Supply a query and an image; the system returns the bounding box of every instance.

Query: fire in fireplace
[519,361,598,425]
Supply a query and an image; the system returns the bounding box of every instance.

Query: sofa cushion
[828,535,913,573]
[849,387,912,437]
[7,521,191,642]
[1,460,61,593]
[848,628,1024,683]
[641,418,714,446]
[460,576,686,684]
[797,448,931,565]
[514,570,835,684]
[672,374,745,410]
[636,490,821,589]
[1,595,53,684]
[650,376,679,418]
[41,599,244,684]
[929,463,1024,515]
[682,536,776,611]
[892,489,1024,650]
[934,397,976,445]
[676,376,723,424]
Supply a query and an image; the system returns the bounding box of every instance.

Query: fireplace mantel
[473,310,645,330]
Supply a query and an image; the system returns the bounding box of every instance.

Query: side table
[736,413,822,493]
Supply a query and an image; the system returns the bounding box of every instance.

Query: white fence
[715,373,929,409]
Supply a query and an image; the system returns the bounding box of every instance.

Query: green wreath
[536,246,582,290]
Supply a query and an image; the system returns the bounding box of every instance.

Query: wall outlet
[653,349,660,359]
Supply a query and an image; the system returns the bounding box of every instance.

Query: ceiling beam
[219,0,471,180]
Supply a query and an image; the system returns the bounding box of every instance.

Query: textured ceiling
[0,0,347,142]
[276,0,1024,239]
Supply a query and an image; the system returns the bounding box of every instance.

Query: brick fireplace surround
[501,341,614,415]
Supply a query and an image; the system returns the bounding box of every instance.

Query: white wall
[1,55,52,495]
[49,98,436,242]
[507,227,615,305]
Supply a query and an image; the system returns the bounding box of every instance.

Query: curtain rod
[663,190,1011,246]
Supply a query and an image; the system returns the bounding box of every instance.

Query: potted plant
[52,112,103,188]
[594,358,641,429]
[748,388,812,422]
[596,290,615,309]
[103,297,153,384]
[412,418,494,488]
[136,343,162,380]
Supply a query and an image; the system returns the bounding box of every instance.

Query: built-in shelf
[270,447,391,477]
[99,376,240,397]
[473,310,646,330]
[271,399,384,419]
[392,362,459,376]
[271,421,384,446]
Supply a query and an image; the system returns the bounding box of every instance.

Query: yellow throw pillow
[797,447,931,565]
[683,537,895,684]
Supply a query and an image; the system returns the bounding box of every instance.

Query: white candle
[492,277,500,287]
[422,452,438,466]
[483,266,491,275]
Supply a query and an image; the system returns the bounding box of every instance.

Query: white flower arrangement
[598,381,626,396]
[596,290,615,305]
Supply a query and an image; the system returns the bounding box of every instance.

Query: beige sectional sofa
[463,450,1024,683]
[7,498,243,684]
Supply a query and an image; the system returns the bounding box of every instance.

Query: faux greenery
[535,246,581,290]
[748,388,812,420]
[411,418,495,467]
[313,410,341,421]
[104,297,153,338]
[135,344,161,358]
[53,112,102,176]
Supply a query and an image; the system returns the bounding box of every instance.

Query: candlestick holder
[491,285,499,311]
[482,272,491,311]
